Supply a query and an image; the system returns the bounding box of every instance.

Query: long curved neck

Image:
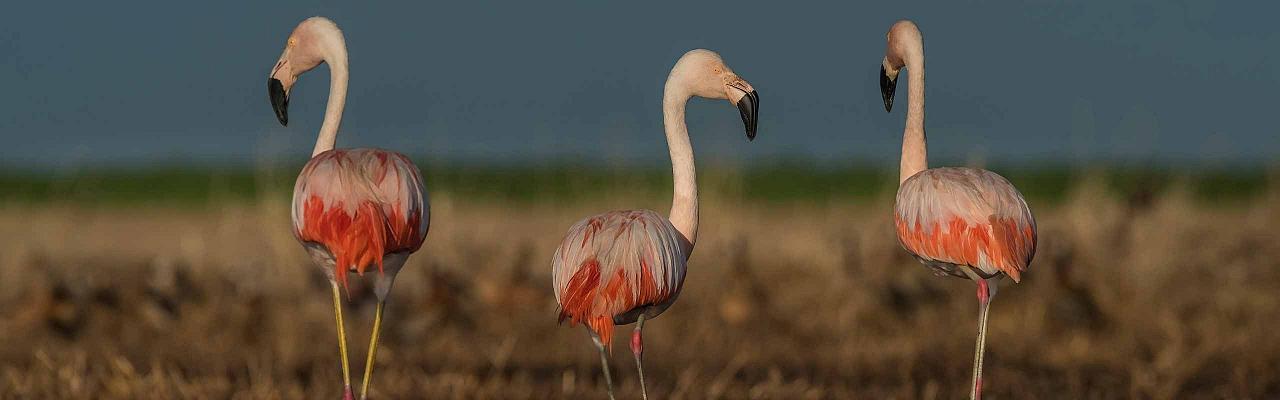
[899,49,927,184]
[311,44,349,156]
[662,84,698,256]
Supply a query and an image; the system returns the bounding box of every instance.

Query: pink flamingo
[552,49,758,400]
[879,20,1037,400]
[267,17,429,400]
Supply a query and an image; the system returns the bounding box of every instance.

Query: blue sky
[2,1,1276,170]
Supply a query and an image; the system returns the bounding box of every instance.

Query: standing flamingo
[552,49,758,400]
[267,17,429,400]
[878,20,1037,400]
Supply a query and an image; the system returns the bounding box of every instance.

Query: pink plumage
[894,167,1036,282]
[292,148,430,293]
[552,210,685,350]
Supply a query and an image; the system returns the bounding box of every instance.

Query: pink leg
[630,325,644,358]
[970,278,994,400]
[343,386,355,400]
[976,278,990,304]
[631,314,649,400]
[589,330,617,400]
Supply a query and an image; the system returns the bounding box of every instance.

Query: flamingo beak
[268,78,289,126]
[736,90,758,141]
[880,65,897,113]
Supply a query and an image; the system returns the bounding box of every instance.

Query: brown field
[1,180,1278,399]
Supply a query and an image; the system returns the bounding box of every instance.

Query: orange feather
[293,149,428,292]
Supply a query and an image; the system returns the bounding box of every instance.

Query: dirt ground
[1,182,1278,399]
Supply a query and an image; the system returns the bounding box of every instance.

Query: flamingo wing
[894,167,1036,282]
[552,209,685,348]
[292,148,430,288]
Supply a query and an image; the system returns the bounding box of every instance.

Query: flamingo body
[894,167,1036,282]
[292,148,429,293]
[267,17,433,399]
[553,209,686,350]
[878,20,1037,399]
[550,49,758,399]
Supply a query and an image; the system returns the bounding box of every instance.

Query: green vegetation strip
[0,163,1271,206]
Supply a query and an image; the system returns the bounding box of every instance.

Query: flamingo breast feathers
[552,209,686,349]
[292,148,429,289]
[894,167,1036,281]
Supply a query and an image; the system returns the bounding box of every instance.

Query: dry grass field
[1,175,1278,399]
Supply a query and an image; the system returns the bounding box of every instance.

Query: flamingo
[552,49,758,400]
[878,20,1037,400]
[266,17,429,400]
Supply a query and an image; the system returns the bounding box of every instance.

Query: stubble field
[1,169,1278,399]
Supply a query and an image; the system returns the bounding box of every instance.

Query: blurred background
[1,0,1277,398]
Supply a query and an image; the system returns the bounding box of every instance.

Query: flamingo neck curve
[662,82,698,256]
[899,45,927,184]
[311,35,349,157]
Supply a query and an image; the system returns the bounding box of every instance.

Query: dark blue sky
[2,1,1276,170]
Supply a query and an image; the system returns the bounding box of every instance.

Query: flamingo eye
[288,38,298,46]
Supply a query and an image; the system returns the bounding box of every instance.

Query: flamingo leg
[331,282,355,400]
[969,277,997,400]
[359,300,385,400]
[590,330,617,400]
[631,314,648,400]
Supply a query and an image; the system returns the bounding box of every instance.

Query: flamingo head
[880,19,921,113]
[669,49,759,141]
[267,17,346,126]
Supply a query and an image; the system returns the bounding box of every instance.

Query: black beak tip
[879,65,897,113]
[268,78,289,126]
[737,90,759,142]
[875,65,896,112]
